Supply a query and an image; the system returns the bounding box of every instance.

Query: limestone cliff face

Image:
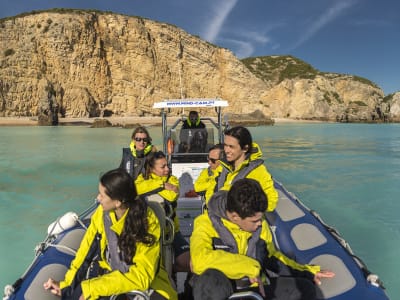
[243,56,390,122]
[384,92,400,122]
[0,10,398,122]
[0,10,269,119]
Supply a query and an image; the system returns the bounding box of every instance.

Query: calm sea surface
[1,123,399,299]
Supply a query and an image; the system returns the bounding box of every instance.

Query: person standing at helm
[182,110,205,130]
[119,126,157,180]
[217,126,278,212]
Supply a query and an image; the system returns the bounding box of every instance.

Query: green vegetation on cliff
[241,55,319,84]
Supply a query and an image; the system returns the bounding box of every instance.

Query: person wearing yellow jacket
[217,126,278,212]
[43,168,177,300]
[135,151,190,273]
[190,178,334,300]
[193,144,223,204]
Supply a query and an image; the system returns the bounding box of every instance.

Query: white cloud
[203,0,238,42]
[221,38,254,58]
[289,0,357,51]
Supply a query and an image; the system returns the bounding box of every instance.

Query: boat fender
[167,138,174,155]
[3,284,14,300]
[47,212,79,235]
[367,274,383,288]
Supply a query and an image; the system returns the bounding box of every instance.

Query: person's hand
[164,182,178,193]
[249,276,266,297]
[43,278,61,296]
[314,270,335,285]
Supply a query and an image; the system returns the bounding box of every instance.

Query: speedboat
[3,99,389,300]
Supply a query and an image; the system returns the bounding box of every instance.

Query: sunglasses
[207,156,218,164]
[134,137,150,143]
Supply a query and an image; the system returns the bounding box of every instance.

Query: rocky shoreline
[0,116,326,127]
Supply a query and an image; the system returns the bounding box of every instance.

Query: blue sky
[1,0,399,95]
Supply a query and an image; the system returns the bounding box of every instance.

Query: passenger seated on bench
[188,129,210,153]
[119,126,157,180]
[44,168,177,300]
[193,144,223,203]
[178,111,206,153]
[135,151,191,273]
[190,178,335,300]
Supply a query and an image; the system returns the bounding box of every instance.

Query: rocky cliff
[0,9,399,123]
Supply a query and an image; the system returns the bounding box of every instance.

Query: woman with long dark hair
[44,168,177,300]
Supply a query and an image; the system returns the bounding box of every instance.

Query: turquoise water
[1,124,399,299]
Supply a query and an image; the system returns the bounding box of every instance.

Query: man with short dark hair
[190,178,334,300]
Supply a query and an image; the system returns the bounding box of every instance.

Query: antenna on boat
[177,43,184,114]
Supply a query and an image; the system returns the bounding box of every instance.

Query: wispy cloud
[224,22,283,58]
[220,38,255,58]
[289,0,357,51]
[203,0,238,42]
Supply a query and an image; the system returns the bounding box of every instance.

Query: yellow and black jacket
[60,205,177,300]
[217,142,278,212]
[194,165,222,204]
[190,191,320,288]
[135,173,180,232]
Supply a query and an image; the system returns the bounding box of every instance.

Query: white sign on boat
[153,98,228,109]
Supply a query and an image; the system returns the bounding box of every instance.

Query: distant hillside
[1,9,399,123]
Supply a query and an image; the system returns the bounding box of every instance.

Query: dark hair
[100,168,155,263]
[208,143,224,159]
[226,178,267,218]
[224,126,252,154]
[144,151,167,179]
[131,126,152,144]
[189,110,199,117]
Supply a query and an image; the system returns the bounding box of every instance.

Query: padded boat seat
[310,254,356,299]
[56,228,86,255]
[290,223,327,250]
[24,264,68,300]
[275,190,305,221]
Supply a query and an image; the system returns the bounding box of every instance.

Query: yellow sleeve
[247,164,278,212]
[261,222,320,275]
[190,214,261,279]
[194,168,212,193]
[159,175,179,203]
[135,174,164,195]
[60,206,103,289]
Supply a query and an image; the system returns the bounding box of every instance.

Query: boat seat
[275,189,305,221]
[146,194,175,281]
[290,223,327,250]
[24,264,68,300]
[54,228,86,255]
[310,254,356,299]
